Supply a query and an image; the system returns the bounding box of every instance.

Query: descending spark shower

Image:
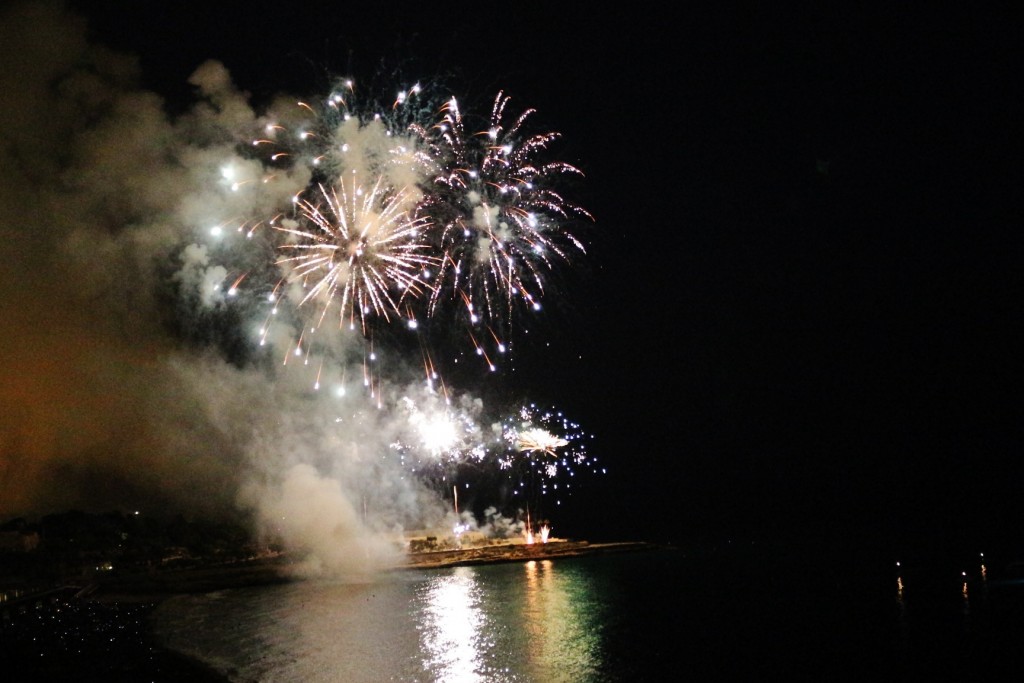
[0,1,601,574]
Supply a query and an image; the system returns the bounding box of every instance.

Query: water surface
[155,546,1024,681]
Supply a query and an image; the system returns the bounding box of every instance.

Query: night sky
[2,2,1019,554]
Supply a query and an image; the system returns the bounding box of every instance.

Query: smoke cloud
[0,0,502,574]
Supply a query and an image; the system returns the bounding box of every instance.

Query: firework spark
[194,75,602,526]
[275,174,437,333]
[418,92,594,335]
[516,428,569,456]
[232,81,591,374]
[496,403,602,513]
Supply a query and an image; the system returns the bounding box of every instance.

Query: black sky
[54,2,1022,550]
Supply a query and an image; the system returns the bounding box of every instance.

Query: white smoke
[175,244,228,307]
[0,0,502,576]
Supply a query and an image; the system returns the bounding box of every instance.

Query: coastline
[90,539,672,598]
[396,539,670,570]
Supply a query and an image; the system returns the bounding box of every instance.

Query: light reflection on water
[520,560,603,680]
[418,567,487,681]
[153,548,1024,679]
[155,559,608,682]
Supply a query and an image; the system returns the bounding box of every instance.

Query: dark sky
[12,2,1021,550]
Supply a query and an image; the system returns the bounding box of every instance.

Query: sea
[152,542,1024,682]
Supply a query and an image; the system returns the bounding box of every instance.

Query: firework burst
[373,394,605,522]
[235,81,591,372]
[516,427,569,457]
[394,393,488,464]
[190,74,602,523]
[275,174,437,334]
[497,403,601,512]
[417,92,593,338]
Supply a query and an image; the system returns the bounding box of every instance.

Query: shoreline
[86,539,672,598]
[396,539,669,570]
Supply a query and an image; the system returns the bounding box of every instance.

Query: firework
[275,174,436,334]
[377,395,604,522]
[192,75,602,526]
[393,393,488,465]
[232,80,591,374]
[417,92,594,338]
[498,403,602,510]
[516,428,569,457]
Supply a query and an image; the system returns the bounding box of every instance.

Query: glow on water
[155,559,609,682]
[419,567,486,680]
